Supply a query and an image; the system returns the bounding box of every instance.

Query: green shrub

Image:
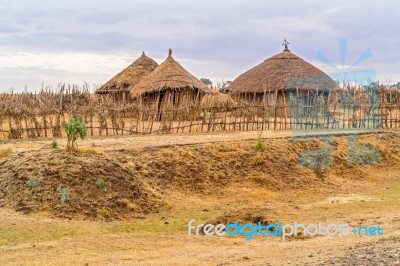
[58,187,70,205]
[96,178,105,187]
[255,131,265,151]
[64,117,87,151]
[27,176,40,188]
[51,140,58,149]
[96,178,107,192]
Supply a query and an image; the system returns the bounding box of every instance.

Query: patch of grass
[255,131,265,151]
[58,187,70,205]
[13,160,21,170]
[180,148,193,158]
[26,189,33,198]
[95,178,105,187]
[161,149,174,157]
[43,190,51,199]
[96,208,112,219]
[26,176,40,188]
[0,221,95,246]
[51,140,58,149]
[0,148,12,158]
[95,178,107,191]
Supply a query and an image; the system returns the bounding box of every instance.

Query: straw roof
[96,52,158,94]
[200,91,235,109]
[130,49,212,97]
[228,47,337,94]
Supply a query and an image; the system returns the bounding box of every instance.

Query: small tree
[64,117,87,151]
[200,78,213,87]
[222,81,232,88]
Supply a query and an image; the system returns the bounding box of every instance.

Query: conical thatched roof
[200,91,235,109]
[95,52,158,94]
[130,49,212,97]
[228,47,337,94]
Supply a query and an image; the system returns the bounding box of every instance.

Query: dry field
[0,130,399,265]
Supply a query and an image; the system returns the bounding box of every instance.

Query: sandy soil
[0,128,383,153]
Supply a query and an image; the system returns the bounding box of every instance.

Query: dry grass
[96,52,158,94]
[228,49,337,93]
[200,91,235,109]
[79,147,99,155]
[0,147,12,159]
[131,49,211,96]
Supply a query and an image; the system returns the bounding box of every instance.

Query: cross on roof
[282,38,290,51]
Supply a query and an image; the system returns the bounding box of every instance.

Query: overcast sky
[0,0,399,92]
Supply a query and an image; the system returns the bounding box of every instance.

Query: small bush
[255,131,265,151]
[51,140,58,149]
[26,190,33,198]
[95,178,107,191]
[13,160,21,170]
[0,148,12,158]
[64,117,87,151]
[27,176,40,188]
[58,187,70,205]
[96,178,105,187]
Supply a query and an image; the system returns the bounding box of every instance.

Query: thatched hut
[228,42,337,115]
[200,91,235,110]
[130,49,212,119]
[95,52,159,102]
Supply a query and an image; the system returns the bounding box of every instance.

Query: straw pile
[200,90,235,109]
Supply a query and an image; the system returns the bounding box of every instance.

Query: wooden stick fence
[1,86,400,139]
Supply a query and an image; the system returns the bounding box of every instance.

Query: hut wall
[139,88,204,121]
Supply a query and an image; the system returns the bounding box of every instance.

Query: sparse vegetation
[51,140,58,149]
[95,178,107,191]
[80,148,98,154]
[255,131,265,151]
[0,148,12,158]
[95,178,105,187]
[26,189,33,198]
[58,187,70,205]
[26,176,40,188]
[64,117,87,151]
[13,160,20,170]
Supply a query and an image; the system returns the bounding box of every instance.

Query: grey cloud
[0,0,399,89]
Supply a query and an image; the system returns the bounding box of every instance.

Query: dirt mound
[0,148,164,219]
[120,132,400,194]
[1,132,399,220]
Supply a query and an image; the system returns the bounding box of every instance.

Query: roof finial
[142,51,145,56]
[282,38,290,51]
[168,48,172,56]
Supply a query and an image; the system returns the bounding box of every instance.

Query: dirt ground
[0,129,399,265]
